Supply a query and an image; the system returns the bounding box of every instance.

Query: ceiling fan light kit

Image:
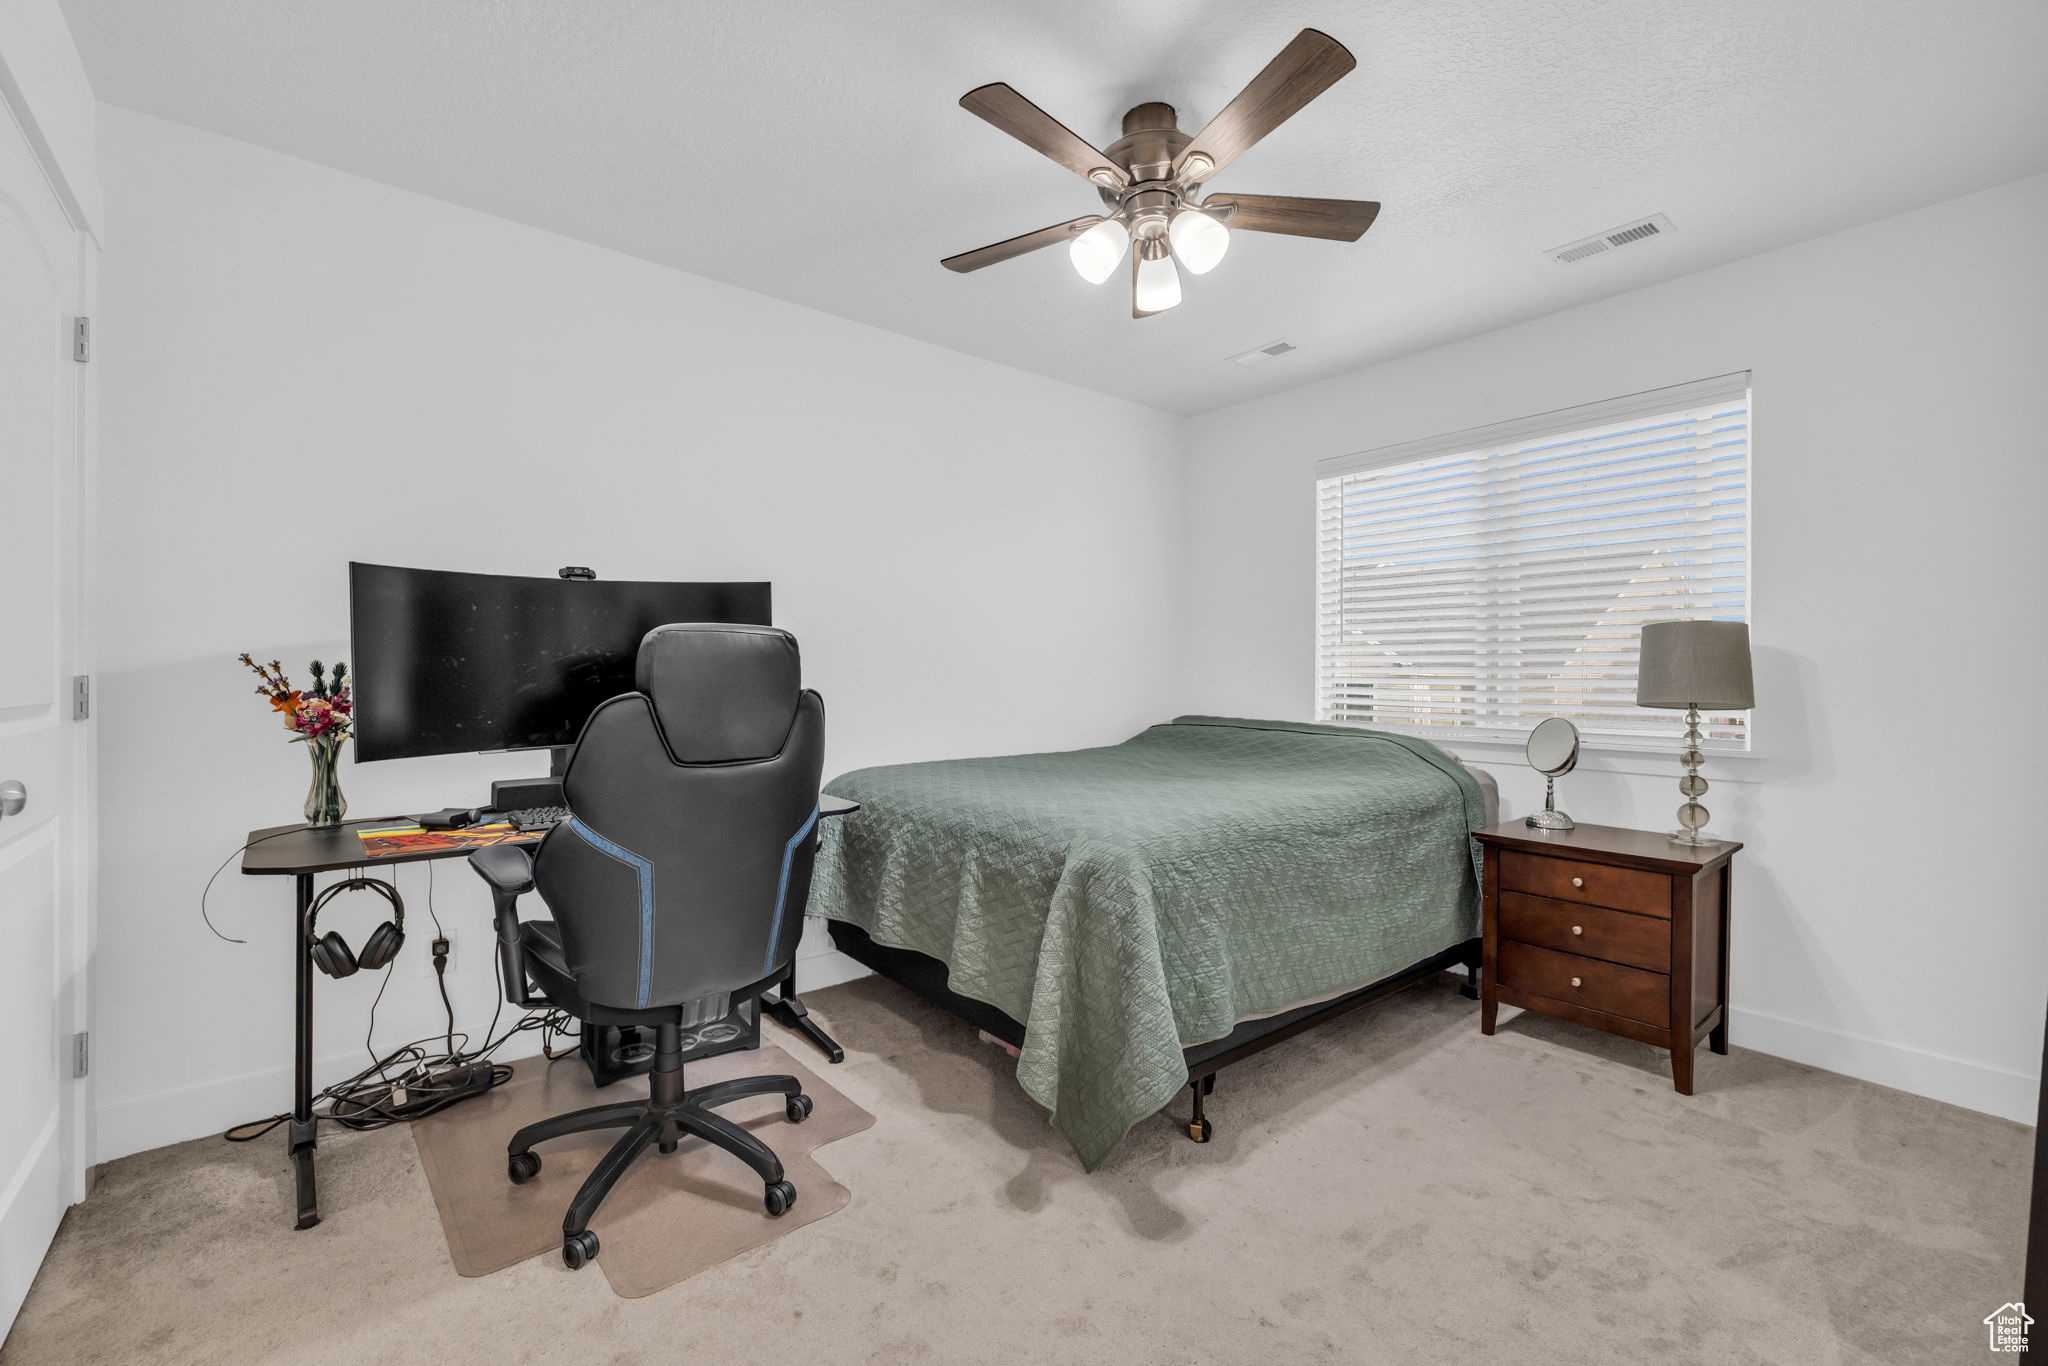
[941,29,1382,318]
[1133,239,1183,315]
[1068,217,1129,283]
[1168,207,1230,274]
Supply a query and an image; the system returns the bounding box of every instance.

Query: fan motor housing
[1101,103,1194,235]
[1105,103,1191,182]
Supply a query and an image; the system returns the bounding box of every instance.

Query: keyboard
[504,805,570,832]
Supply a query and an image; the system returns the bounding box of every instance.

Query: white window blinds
[1315,374,1751,748]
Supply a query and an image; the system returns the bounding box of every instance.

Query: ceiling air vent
[1227,338,1300,368]
[1544,213,1675,266]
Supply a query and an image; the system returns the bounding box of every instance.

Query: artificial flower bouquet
[239,654,354,825]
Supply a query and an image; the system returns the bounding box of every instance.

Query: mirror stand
[1525,772,1575,831]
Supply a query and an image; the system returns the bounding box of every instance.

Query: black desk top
[240,794,861,878]
[239,818,491,877]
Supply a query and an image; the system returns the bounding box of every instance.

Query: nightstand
[1474,821,1742,1094]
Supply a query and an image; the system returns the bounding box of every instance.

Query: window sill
[1430,733,1763,784]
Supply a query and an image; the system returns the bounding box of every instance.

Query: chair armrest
[468,845,543,1008]
[469,843,535,893]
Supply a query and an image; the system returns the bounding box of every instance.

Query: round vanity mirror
[1526,717,1580,777]
[1524,717,1579,831]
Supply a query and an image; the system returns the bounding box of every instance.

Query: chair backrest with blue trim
[534,623,824,1015]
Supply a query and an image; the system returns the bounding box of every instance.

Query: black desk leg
[762,961,843,1064]
[290,873,320,1230]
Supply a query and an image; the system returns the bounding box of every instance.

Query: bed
[807,715,1496,1168]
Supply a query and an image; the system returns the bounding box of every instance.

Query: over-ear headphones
[307,877,406,979]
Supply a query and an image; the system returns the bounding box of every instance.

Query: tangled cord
[223,986,580,1142]
[223,861,582,1143]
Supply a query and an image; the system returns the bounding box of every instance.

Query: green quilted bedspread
[807,716,1486,1168]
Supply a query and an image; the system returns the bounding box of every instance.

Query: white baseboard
[791,947,871,993]
[97,953,875,1166]
[94,1029,550,1166]
[1731,1006,2039,1125]
[794,954,2037,1124]
[99,963,2018,1166]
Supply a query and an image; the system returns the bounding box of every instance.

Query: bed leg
[1459,959,1480,1001]
[1186,1074,1214,1144]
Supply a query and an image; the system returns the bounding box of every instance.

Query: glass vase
[303,734,347,827]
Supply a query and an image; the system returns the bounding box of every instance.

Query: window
[1314,373,1751,749]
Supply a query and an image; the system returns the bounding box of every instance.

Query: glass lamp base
[1669,787,1715,846]
[1525,809,1575,831]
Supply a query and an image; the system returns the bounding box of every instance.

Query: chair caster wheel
[1188,1118,1212,1144]
[764,1180,797,1217]
[562,1229,599,1270]
[785,1094,813,1124]
[507,1151,541,1184]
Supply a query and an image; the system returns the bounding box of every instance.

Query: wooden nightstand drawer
[1500,850,1670,918]
[1497,892,1671,972]
[1497,940,1670,1028]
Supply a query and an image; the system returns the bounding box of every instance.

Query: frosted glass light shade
[1168,209,1230,274]
[1068,219,1129,284]
[1134,251,1182,312]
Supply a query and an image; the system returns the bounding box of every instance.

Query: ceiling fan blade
[1208,194,1380,241]
[1174,30,1356,183]
[942,216,1104,273]
[960,83,1130,187]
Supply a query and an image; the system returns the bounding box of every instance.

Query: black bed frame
[827,921,1481,1144]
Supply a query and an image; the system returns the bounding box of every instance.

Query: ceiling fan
[941,28,1379,318]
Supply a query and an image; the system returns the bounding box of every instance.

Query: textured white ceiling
[62,0,2048,413]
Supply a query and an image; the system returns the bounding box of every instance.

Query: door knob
[0,780,24,819]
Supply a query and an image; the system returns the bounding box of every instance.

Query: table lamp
[1635,620,1754,845]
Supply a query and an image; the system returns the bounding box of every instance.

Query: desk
[239,795,857,1230]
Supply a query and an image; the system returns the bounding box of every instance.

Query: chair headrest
[635,623,801,763]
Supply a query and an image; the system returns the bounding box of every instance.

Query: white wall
[93,99,2048,1162]
[1182,172,2048,1121]
[91,108,1185,1162]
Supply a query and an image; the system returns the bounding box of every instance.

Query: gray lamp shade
[1636,620,1755,710]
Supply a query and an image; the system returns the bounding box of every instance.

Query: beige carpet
[413,1043,872,1294]
[4,974,2029,1366]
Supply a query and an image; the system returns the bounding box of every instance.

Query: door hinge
[72,1031,89,1079]
[72,674,90,720]
[72,316,89,363]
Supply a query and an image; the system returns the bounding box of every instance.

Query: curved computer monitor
[348,563,771,762]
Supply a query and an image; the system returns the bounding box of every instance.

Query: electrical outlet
[409,933,454,981]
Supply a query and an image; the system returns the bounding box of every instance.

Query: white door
[0,87,89,1334]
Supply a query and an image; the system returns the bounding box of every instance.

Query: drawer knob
[1571,876,1584,888]
[1572,925,1583,935]
[1570,977,1582,988]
